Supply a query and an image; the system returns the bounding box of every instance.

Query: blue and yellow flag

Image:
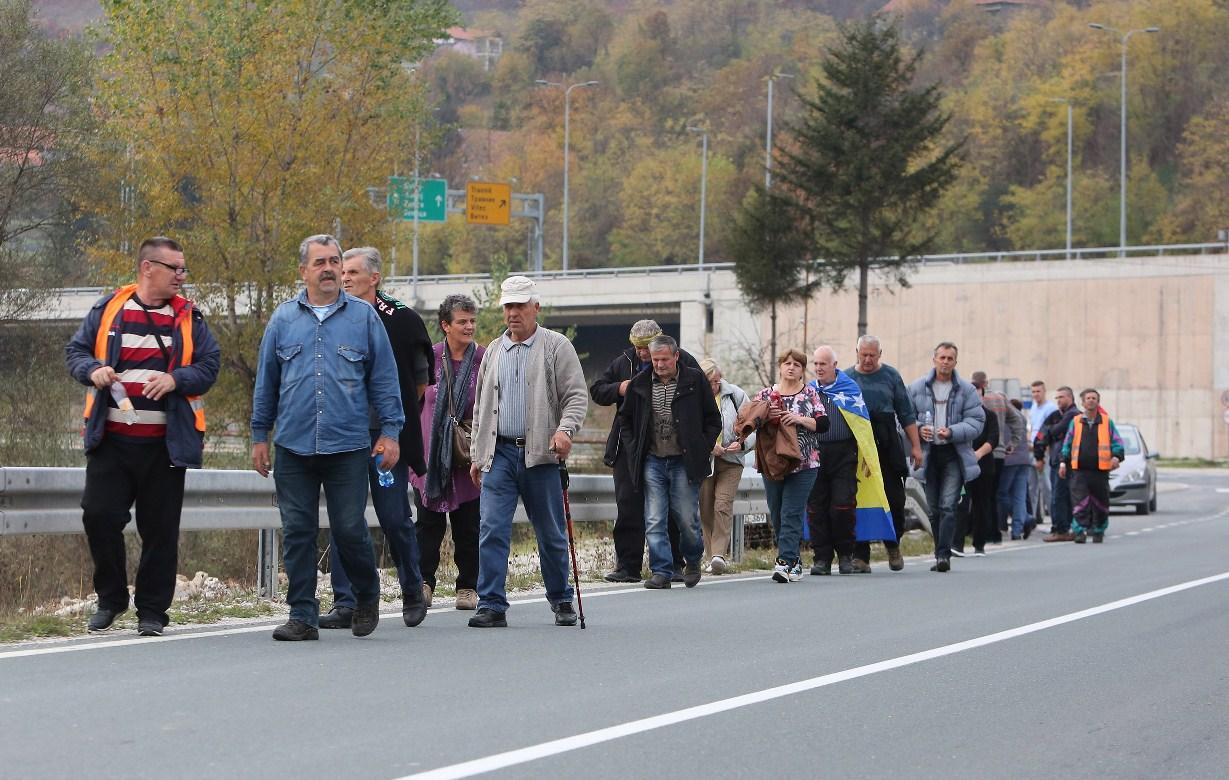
[812,371,896,542]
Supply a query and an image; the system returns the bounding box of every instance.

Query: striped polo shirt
[496,327,538,438]
[106,297,173,441]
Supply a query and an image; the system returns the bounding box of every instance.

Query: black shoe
[552,602,578,626]
[810,560,832,576]
[136,619,164,637]
[273,620,319,641]
[683,562,701,588]
[402,593,427,627]
[644,573,671,589]
[603,569,642,583]
[468,607,507,628]
[670,571,685,583]
[837,555,854,575]
[87,607,125,632]
[1092,533,1104,543]
[1074,531,1087,544]
[1023,521,1036,539]
[1011,534,1023,540]
[930,558,950,573]
[318,606,354,629]
[351,602,380,637]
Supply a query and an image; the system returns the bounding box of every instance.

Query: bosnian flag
[812,370,896,542]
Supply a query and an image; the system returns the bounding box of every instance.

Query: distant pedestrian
[467,276,588,628]
[908,342,986,572]
[1059,388,1125,544]
[848,335,922,573]
[743,349,829,583]
[409,294,484,610]
[590,319,699,582]
[251,234,404,641]
[970,371,1025,543]
[1027,381,1058,526]
[952,390,998,557]
[999,398,1034,539]
[66,236,220,637]
[617,336,721,589]
[698,359,753,575]
[1038,386,1080,542]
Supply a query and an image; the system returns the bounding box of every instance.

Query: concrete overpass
[22,250,1229,459]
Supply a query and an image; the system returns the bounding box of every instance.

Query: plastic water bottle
[374,447,394,488]
[920,409,933,442]
[109,383,137,425]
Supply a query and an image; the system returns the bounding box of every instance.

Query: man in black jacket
[1037,386,1079,542]
[617,335,721,589]
[590,320,701,582]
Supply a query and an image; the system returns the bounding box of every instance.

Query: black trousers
[854,465,905,561]
[415,496,480,591]
[81,438,186,626]
[808,439,858,562]
[957,457,996,552]
[612,451,682,575]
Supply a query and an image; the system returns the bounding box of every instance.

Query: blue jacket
[65,289,220,468]
[251,291,404,456]
[907,369,986,483]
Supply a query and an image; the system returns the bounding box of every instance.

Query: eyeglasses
[148,259,189,276]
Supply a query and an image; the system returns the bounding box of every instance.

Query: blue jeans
[476,442,574,613]
[763,467,818,565]
[326,430,424,609]
[997,464,1031,537]
[642,454,704,577]
[1050,464,1072,533]
[924,446,963,560]
[274,446,378,627]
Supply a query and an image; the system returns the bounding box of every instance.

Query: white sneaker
[771,560,790,583]
[788,562,804,582]
[950,549,967,558]
[710,555,727,575]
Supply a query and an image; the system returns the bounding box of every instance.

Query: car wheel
[1149,489,1157,513]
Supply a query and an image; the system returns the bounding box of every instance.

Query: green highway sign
[387,176,447,223]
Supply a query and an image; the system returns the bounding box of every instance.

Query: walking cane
[559,463,587,629]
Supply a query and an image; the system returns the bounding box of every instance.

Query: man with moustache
[251,234,404,641]
[315,246,434,630]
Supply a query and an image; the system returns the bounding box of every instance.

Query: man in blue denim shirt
[251,234,405,641]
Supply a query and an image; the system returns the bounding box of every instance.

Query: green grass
[0,614,81,643]
[1156,457,1227,469]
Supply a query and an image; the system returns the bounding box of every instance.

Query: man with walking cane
[466,276,589,628]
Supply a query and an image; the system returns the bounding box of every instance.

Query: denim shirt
[251,290,404,456]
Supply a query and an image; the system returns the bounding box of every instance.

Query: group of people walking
[65,234,1126,639]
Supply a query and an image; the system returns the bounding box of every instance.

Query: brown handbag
[444,357,472,467]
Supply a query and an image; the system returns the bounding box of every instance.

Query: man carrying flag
[806,346,896,575]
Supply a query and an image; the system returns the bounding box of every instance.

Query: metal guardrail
[0,467,769,596]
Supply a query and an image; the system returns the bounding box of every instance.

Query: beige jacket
[470,325,589,470]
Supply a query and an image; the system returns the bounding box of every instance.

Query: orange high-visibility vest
[82,284,206,433]
[1069,411,1112,471]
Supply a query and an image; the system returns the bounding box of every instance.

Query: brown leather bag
[444,357,472,467]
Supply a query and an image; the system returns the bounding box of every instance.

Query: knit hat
[628,319,662,348]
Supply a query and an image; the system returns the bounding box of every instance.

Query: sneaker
[351,601,380,637]
[837,555,854,575]
[402,593,427,627]
[771,559,790,583]
[851,558,872,574]
[709,555,727,576]
[644,573,671,589]
[950,548,966,558]
[467,607,507,628]
[318,606,353,629]
[972,548,986,557]
[1044,532,1075,542]
[136,619,164,637]
[887,548,905,571]
[1092,533,1104,543]
[1074,531,1087,544]
[272,620,319,641]
[552,602,578,626]
[788,562,804,582]
[603,569,642,583]
[683,562,701,588]
[810,560,832,576]
[455,588,478,610]
[87,607,125,632]
[422,582,434,608]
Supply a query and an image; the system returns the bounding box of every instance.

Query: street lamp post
[765,72,794,190]
[687,126,708,268]
[536,79,598,271]
[1049,98,1073,259]
[1089,23,1159,256]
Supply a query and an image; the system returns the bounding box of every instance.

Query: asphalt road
[3,468,1227,779]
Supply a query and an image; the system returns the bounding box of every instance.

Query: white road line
[1126,531,1141,536]
[398,571,1229,780]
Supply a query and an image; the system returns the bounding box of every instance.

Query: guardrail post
[257,529,279,600]
[731,514,744,563]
